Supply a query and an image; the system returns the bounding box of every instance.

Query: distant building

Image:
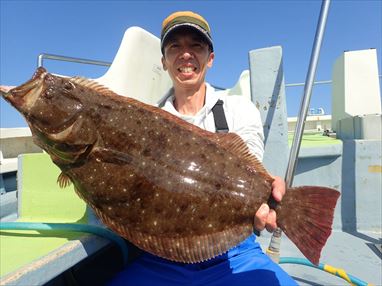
[287,114,332,132]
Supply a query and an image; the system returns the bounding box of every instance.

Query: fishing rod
[266,0,332,262]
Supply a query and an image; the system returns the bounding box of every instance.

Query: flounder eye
[63,82,75,91]
[44,87,54,99]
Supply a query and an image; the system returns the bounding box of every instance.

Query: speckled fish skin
[3,68,340,265]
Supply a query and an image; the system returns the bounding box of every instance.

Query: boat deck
[257,230,381,285]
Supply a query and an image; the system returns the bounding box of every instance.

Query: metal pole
[267,0,331,264]
[37,53,111,68]
[285,79,332,88]
[285,0,331,187]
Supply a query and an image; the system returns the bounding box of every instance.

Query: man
[109,11,297,285]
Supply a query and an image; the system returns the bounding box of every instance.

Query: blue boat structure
[0,2,381,285]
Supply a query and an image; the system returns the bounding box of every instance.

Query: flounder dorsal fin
[212,132,270,176]
[57,172,72,188]
[71,77,116,96]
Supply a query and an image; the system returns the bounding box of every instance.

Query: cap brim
[161,23,213,52]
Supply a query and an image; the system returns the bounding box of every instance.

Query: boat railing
[285,80,332,87]
[36,52,382,90]
[37,53,111,68]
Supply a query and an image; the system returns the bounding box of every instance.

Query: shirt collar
[160,82,221,115]
[204,83,220,113]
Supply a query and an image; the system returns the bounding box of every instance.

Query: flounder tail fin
[276,186,340,265]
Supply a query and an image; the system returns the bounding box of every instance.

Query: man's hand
[254,176,286,233]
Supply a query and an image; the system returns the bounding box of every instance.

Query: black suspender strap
[211,99,259,235]
[211,99,229,133]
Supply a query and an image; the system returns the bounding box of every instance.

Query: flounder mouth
[3,67,47,111]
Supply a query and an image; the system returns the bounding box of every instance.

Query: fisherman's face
[162,28,214,90]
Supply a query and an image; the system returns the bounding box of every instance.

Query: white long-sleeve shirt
[159,83,265,161]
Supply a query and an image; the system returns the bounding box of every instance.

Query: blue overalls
[108,234,297,286]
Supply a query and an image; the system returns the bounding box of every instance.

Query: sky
[1,0,381,128]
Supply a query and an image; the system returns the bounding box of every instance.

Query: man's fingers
[254,176,284,233]
[271,176,286,202]
[265,209,277,232]
[254,203,269,231]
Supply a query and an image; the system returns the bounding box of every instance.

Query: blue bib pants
[108,234,297,286]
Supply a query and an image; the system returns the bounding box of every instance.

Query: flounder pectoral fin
[91,147,133,165]
[57,172,72,188]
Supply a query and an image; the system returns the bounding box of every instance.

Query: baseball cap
[161,11,213,53]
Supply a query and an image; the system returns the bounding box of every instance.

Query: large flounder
[2,68,340,264]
